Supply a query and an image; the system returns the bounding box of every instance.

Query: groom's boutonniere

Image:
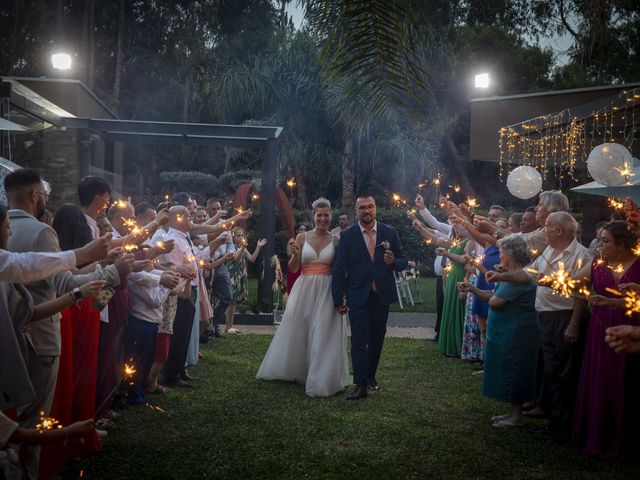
[377,240,390,250]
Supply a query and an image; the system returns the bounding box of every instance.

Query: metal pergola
[2,79,283,303]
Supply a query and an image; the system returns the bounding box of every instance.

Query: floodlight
[475,73,489,89]
[51,53,72,70]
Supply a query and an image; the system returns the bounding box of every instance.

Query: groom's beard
[359,214,374,225]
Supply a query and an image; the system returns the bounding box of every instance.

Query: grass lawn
[245,277,437,313]
[66,336,636,479]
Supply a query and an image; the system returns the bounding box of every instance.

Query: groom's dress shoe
[346,386,368,400]
[367,378,379,391]
[181,371,196,382]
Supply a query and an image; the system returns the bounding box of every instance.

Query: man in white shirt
[487,211,591,441]
[125,263,180,403]
[160,206,199,387]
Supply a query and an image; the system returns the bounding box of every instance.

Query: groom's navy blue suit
[332,221,407,388]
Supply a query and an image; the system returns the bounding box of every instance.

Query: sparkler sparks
[424,239,432,245]
[113,199,128,209]
[613,161,635,184]
[453,185,461,193]
[624,290,640,317]
[530,248,539,256]
[176,214,185,223]
[123,244,138,252]
[470,254,484,267]
[286,177,296,188]
[155,241,165,250]
[35,411,63,433]
[610,263,625,273]
[537,261,578,298]
[450,238,461,248]
[633,243,640,256]
[466,197,479,209]
[443,263,453,273]
[608,197,625,210]
[123,362,136,379]
[251,193,260,201]
[432,178,441,186]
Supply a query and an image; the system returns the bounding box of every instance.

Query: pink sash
[301,264,332,276]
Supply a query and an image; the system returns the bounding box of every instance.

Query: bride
[256,197,349,397]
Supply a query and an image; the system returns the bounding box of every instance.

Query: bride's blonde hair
[311,197,331,214]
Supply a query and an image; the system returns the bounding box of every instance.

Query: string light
[499,87,640,182]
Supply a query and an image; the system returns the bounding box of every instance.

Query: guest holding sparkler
[486,211,591,442]
[571,221,640,459]
[226,227,267,334]
[460,235,538,427]
[414,215,469,356]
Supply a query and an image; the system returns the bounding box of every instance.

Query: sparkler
[610,263,625,273]
[608,197,624,210]
[453,185,461,193]
[155,241,165,250]
[470,254,484,267]
[450,238,461,249]
[145,402,166,413]
[537,261,578,298]
[424,239,432,245]
[624,290,640,317]
[633,243,640,256]
[251,193,260,201]
[286,177,296,189]
[443,263,453,273]
[466,197,479,209]
[35,411,63,433]
[176,214,185,223]
[123,244,138,252]
[530,248,539,257]
[613,161,635,185]
[113,199,128,209]
[123,362,136,379]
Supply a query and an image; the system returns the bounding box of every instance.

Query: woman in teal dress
[460,234,538,427]
[436,237,473,356]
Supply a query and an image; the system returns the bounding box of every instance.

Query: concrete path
[229,312,436,339]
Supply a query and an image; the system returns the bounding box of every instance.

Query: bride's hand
[289,242,300,256]
[337,304,348,314]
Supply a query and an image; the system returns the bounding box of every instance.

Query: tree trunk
[292,160,309,215]
[111,0,126,115]
[341,135,355,213]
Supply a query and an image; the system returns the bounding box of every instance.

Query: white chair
[394,270,415,309]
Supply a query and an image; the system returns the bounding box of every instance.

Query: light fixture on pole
[474,73,489,89]
[51,53,72,70]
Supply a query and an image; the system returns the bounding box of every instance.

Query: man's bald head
[545,211,577,245]
[169,205,191,232]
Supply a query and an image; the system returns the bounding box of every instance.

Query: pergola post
[258,137,278,305]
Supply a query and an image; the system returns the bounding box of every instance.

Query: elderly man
[487,211,591,441]
[524,191,570,256]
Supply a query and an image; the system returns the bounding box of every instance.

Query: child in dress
[146,263,192,394]
[225,227,267,334]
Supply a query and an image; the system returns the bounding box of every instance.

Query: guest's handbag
[198,275,214,323]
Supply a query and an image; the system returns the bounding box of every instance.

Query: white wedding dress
[256,236,350,397]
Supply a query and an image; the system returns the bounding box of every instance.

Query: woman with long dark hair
[572,221,640,459]
[41,204,102,475]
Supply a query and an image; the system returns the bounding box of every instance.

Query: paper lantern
[587,143,634,186]
[506,166,542,200]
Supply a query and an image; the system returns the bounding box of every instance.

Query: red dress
[40,298,102,479]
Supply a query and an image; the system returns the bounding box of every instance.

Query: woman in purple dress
[572,221,640,459]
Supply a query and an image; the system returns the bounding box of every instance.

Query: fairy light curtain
[498,87,640,187]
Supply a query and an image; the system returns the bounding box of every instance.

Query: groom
[332,195,407,400]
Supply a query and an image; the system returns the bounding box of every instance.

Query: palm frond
[303,0,430,119]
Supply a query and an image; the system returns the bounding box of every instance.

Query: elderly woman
[460,235,538,427]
